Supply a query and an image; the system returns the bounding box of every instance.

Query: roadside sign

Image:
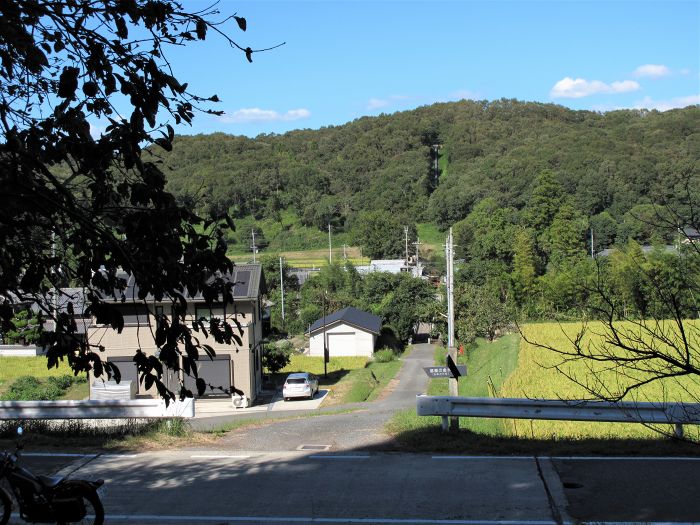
[446,354,462,379]
[423,365,467,378]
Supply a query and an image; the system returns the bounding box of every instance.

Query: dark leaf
[196,377,206,396]
[234,16,247,31]
[196,19,207,40]
[155,137,172,151]
[116,16,128,39]
[82,81,98,97]
[58,67,80,98]
[245,47,253,63]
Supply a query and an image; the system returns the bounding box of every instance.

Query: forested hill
[160,99,699,248]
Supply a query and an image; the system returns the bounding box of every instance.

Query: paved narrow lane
[204,342,436,451]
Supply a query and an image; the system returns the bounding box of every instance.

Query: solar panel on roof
[232,270,251,297]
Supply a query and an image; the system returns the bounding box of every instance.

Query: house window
[155,306,164,318]
[195,306,211,322]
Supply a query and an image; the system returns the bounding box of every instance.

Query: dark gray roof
[308,307,382,335]
[680,226,700,239]
[102,264,264,303]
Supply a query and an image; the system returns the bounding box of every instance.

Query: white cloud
[219,107,310,124]
[634,94,700,111]
[550,77,640,98]
[366,95,410,110]
[633,64,671,78]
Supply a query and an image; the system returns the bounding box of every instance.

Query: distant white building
[356,258,424,278]
[307,307,382,358]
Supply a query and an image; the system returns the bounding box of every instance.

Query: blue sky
[168,0,699,137]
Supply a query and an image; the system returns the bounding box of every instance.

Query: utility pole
[328,223,332,263]
[412,237,423,264]
[279,256,285,324]
[251,229,257,263]
[446,227,458,432]
[323,291,329,378]
[404,226,409,265]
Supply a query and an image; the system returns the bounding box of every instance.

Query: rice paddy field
[390,321,700,443]
[500,321,700,440]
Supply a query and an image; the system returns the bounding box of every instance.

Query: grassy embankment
[0,357,89,400]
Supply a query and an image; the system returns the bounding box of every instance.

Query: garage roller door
[183,355,231,397]
[327,332,356,356]
[106,356,178,395]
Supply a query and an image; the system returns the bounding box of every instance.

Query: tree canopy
[0,0,270,401]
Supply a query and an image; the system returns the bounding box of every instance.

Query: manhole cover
[298,444,331,451]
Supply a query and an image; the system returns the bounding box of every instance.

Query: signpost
[423,364,467,379]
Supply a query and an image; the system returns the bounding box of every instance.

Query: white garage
[308,307,382,358]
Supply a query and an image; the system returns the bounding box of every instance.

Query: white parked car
[282,372,319,401]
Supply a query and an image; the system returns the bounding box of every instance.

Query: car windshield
[287,378,307,384]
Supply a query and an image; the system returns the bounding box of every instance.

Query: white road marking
[104,515,561,524]
[190,454,251,459]
[432,456,534,460]
[549,456,700,461]
[309,455,370,459]
[432,455,700,462]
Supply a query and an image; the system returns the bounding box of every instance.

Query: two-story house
[88,264,266,404]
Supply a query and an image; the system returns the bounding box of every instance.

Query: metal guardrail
[0,398,195,420]
[416,395,700,437]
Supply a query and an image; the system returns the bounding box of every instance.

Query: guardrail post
[441,416,448,432]
[674,423,684,439]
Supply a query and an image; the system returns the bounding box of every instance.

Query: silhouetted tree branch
[0,0,280,401]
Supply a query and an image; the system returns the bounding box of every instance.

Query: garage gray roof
[308,307,382,335]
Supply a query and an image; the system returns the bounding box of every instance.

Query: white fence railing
[416,395,700,437]
[0,398,195,420]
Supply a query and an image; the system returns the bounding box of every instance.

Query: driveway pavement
[195,389,330,417]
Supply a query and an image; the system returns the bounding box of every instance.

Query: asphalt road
[13,450,700,524]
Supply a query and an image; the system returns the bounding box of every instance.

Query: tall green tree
[511,228,538,309]
[351,210,415,260]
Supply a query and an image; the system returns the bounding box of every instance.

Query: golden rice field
[501,321,700,440]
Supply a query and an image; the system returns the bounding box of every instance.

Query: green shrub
[4,376,61,400]
[373,349,396,363]
[2,374,81,401]
[263,341,293,374]
[47,375,74,390]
